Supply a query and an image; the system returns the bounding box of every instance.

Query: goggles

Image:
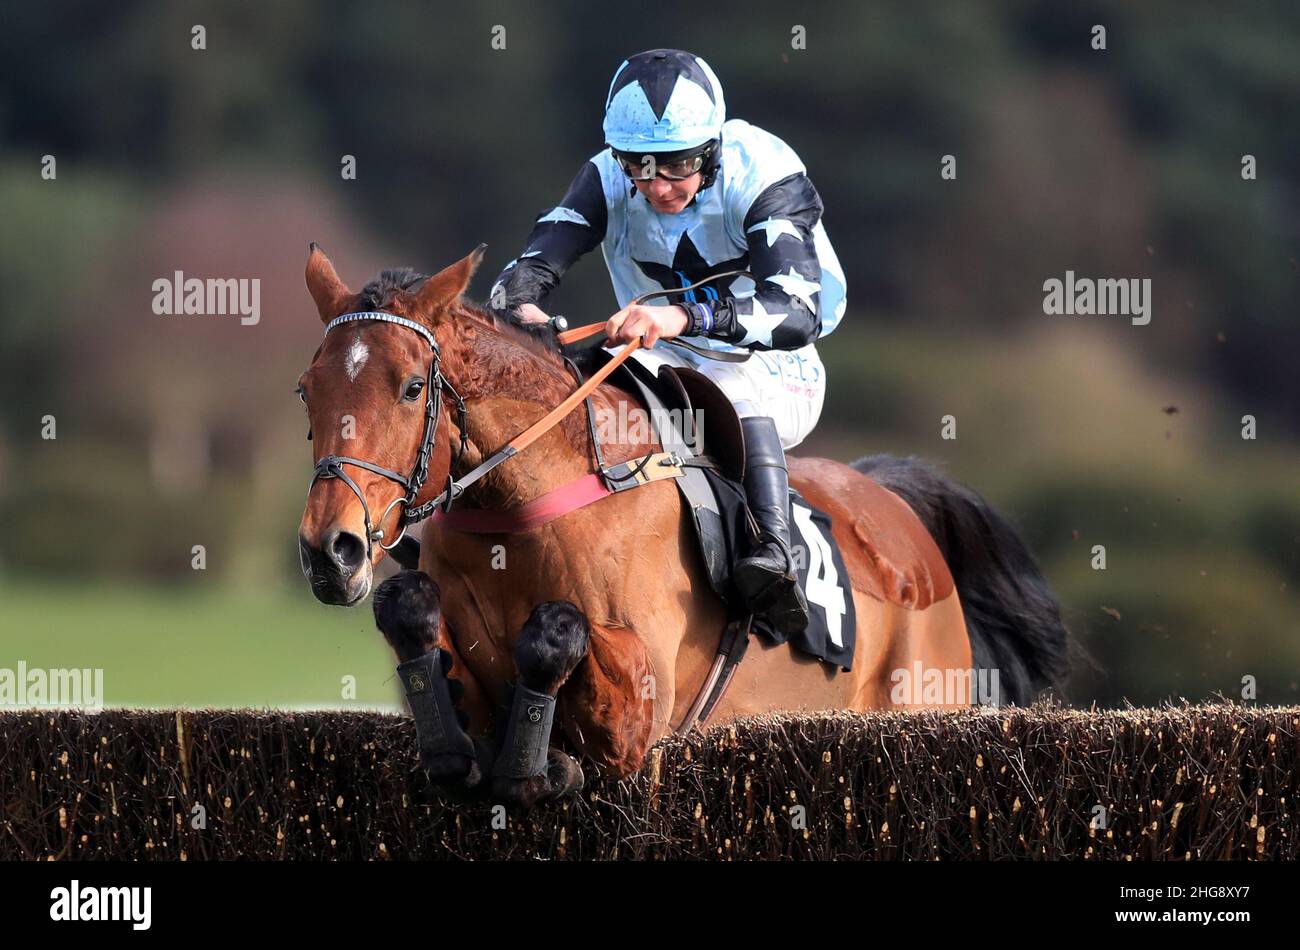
[613,142,716,181]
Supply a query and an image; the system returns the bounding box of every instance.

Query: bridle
[304,270,754,559]
[306,311,468,556]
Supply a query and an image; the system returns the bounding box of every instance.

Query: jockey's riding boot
[734,415,810,635]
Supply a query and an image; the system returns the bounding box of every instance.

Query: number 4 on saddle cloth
[600,351,857,672]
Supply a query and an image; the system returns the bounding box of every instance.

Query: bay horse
[296,245,1069,806]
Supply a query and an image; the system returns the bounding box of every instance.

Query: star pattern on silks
[608,51,716,120]
[537,206,591,227]
[735,296,787,347]
[766,267,821,315]
[633,232,749,299]
[496,248,539,274]
[746,216,804,248]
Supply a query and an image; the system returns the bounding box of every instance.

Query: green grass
[0,580,403,710]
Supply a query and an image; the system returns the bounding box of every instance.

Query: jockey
[488,48,847,635]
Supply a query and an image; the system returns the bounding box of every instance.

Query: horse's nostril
[327,530,367,572]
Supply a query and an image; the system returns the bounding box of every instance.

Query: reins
[557,269,755,363]
[431,336,643,508]
[443,268,757,506]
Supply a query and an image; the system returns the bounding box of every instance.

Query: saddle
[595,348,857,675]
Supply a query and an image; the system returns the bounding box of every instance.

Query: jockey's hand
[514,303,551,326]
[605,304,689,349]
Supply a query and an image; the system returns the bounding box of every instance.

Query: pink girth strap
[428,473,614,534]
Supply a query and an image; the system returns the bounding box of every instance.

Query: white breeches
[618,341,826,450]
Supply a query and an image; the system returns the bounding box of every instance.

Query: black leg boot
[733,415,810,635]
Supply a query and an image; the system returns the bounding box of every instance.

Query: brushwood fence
[1,705,1296,860]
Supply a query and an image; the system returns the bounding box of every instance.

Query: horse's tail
[851,454,1070,705]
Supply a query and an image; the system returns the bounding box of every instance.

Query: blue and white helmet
[603,49,726,153]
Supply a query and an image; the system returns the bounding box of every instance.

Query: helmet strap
[698,141,722,190]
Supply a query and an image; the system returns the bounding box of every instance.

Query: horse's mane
[357,267,641,470]
[456,297,567,366]
[359,268,568,367]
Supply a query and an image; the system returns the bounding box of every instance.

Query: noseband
[306,311,467,555]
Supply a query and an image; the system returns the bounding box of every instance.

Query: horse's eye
[403,380,426,402]
[296,386,307,405]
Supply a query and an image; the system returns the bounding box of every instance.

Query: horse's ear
[305,243,354,322]
[414,244,487,319]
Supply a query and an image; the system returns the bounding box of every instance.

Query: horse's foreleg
[490,601,591,807]
[373,570,491,793]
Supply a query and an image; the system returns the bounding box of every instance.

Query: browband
[325,311,438,351]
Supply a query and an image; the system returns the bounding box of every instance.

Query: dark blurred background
[1,1,1297,708]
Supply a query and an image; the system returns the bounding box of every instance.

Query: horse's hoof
[540,750,584,801]
[422,750,479,786]
[489,772,550,810]
[413,764,485,806]
[414,736,495,802]
[489,750,585,809]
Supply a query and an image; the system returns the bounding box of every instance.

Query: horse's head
[296,243,483,605]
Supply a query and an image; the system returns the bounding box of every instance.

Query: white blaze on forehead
[344,335,369,381]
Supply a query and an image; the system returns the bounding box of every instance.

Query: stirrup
[736,545,794,605]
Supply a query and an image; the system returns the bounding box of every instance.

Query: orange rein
[507,332,639,454]
[438,267,753,507]
[555,322,608,346]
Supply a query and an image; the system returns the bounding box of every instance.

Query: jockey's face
[635,172,702,215]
